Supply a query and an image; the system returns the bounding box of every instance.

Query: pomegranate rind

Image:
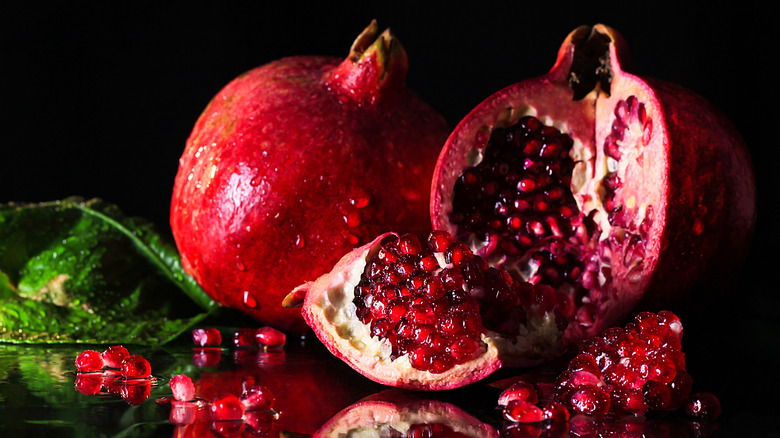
[287,233,501,390]
[430,24,756,342]
[313,391,499,438]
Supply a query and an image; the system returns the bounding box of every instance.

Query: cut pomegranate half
[285,231,566,390]
[431,24,756,342]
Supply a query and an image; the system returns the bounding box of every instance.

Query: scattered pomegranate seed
[233,328,257,347]
[192,328,222,347]
[685,392,722,421]
[102,345,129,368]
[75,350,105,372]
[255,326,286,348]
[570,385,611,417]
[540,402,570,422]
[170,374,196,401]
[211,394,245,421]
[121,354,152,379]
[243,410,276,436]
[503,399,545,423]
[240,385,275,411]
[498,380,539,406]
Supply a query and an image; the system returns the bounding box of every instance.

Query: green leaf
[0,197,218,345]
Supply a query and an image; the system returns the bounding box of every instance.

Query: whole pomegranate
[171,21,450,333]
[431,24,756,342]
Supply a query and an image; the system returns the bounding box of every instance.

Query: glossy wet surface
[0,327,773,438]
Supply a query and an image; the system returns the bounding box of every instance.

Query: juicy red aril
[498,380,539,406]
[503,399,545,423]
[255,326,286,348]
[75,350,105,372]
[352,231,548,374]
[570,385,611,417]
[170,374,195,401]
[684,392,721,421]
[233,328,257,347]
[192,328,222,347]
[540,402,570,422]
[211,394,245,421]
[121,355,151,379]
[240,385,275,411]
[102,345,129,369]
[556,311,697,417]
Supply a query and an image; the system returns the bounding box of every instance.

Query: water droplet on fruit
[294,234,305,249]
[243,291,257,308]
[344,210,361,227]
[349,189,371,208]
[236,257,246,271]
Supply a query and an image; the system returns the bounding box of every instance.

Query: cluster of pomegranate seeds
[352,231,557,374]
[192,328,222,347]
[551,311,719,419]
[451,116,579,256]
[73,346,156,405]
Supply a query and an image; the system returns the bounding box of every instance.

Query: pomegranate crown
[327,20,409,105]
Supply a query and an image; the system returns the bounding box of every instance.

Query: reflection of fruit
[285,231,566,390]
[314,389,499,438]
[430,24,756,342]
[170,20,449,334]
[180,347,380,436]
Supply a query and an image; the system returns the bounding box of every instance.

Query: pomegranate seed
[684,392,721,421]
[233,328,257,347]
[241,385,276,411]
[211,394,245,421]
[102,345,130,369]
[498,380,539,406]
[75,350,105,372]
[170,374,195,401]
[503,399,544,423]
[192,328,222,347]
[121,355,151,379]
[255,326,286,348]
[540,402,570,422]
[570,385,611,417]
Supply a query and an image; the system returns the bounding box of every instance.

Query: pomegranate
[431,24,756,342]
[170,20,450,333]
[284,231,566,390]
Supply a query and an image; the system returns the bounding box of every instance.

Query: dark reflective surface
[0,331,772,437]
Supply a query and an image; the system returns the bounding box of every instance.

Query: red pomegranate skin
[171,22,450,333]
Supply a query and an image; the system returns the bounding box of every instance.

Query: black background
[1,1,776,432]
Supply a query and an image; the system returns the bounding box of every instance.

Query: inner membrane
[450,97,654,330]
